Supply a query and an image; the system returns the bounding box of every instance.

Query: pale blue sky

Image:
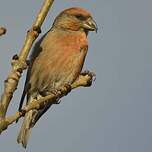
[0,0,152,151]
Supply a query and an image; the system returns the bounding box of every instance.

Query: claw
[54,100,61,104]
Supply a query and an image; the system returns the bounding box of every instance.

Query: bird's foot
[50,89,59,96]
[81,70,96,86]
[50,89,61,104]
[81,70,96,80]
[64,83,72,93]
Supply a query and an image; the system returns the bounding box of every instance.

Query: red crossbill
[17,7,97,148]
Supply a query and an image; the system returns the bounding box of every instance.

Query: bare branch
[0,27,6,36]
[0,73,95,134]
[0,0,54,119]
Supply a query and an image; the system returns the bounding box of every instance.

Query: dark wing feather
[17,33,48,113]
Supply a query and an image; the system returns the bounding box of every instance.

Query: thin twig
[0,73,94,134]
[0,0,54,119]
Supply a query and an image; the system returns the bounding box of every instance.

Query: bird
[17,7,97,148]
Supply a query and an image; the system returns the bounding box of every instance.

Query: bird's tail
[17,110,36,148]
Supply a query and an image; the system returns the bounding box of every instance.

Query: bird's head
[52,7,98,34]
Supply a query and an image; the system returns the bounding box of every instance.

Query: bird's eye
[75,14,86,20]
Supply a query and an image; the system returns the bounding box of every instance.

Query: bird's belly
[30,49,86,94]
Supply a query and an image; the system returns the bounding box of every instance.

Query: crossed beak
[83,17,98,33]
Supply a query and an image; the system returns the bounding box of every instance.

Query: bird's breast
[58,32,88,52]
[29,31,88,93]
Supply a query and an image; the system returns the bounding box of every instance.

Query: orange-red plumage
[17,7,97,148]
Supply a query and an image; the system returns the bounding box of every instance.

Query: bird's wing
[16,67,31,123]
[18,70,30,112]
[17,33,48,112]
